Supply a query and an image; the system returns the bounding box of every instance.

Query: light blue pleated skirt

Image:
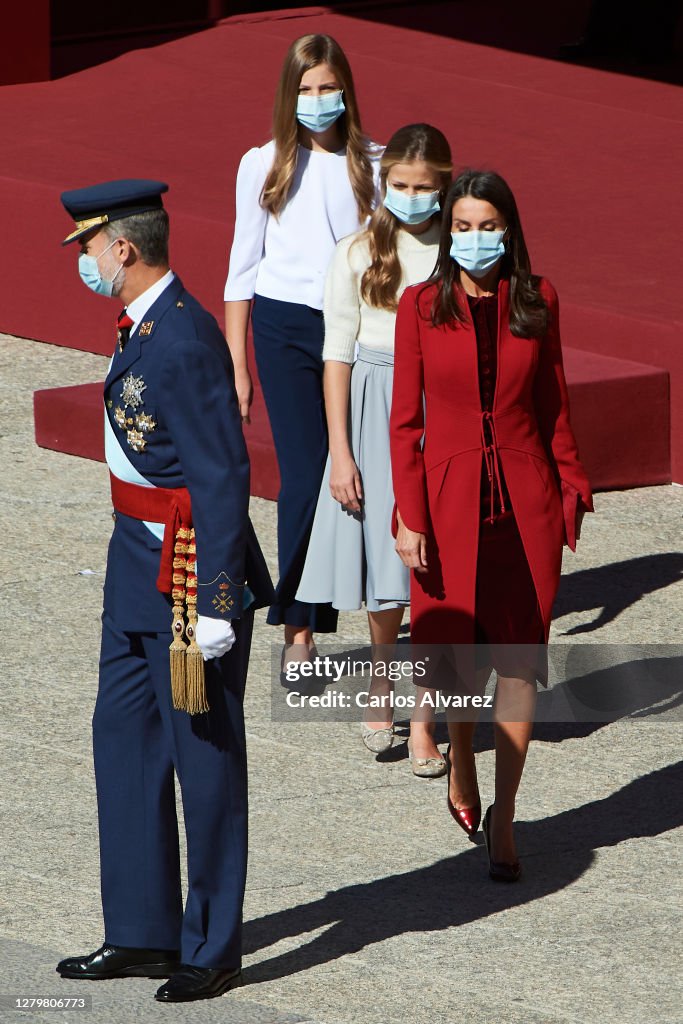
[296,346,410,613]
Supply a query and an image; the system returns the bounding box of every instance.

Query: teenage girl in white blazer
[224,34,379,668]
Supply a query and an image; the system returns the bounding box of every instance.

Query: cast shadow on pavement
[553,553,683,635]
[385,653,682,753]
[243,761,683,980]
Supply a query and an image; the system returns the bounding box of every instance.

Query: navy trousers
[252,294,338,633]
[92,609,253,968]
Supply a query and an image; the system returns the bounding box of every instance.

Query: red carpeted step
[33,347,669,495]
[562,348,670,490]
[34,379,280,500]
[34,381,105,463]
[3,5,682,479]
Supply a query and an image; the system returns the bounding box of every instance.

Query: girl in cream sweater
[297,123,452,772]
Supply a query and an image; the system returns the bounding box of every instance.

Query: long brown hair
[426,169,550,337]
[261,34,375,220]
[358,124,452,312]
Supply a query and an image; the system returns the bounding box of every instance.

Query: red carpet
[33,346,670,498]
[1,4,681,480]
[34,376,280,499]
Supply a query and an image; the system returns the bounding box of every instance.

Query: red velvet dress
[390,277,593,663]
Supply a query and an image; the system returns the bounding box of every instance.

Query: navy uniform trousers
[94,606,253,969]
[252,294,338,633]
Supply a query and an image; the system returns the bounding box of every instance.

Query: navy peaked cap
[60,178,169,245]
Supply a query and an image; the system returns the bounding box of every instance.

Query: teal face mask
[384,185,440,226]
[78,238,123,297]
[449,230,506,278]
[296,91,345,133]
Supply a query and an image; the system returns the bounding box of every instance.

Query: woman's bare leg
[364,608,405,730]
[283,625,314,665]
[489,672,537,863]
[409,685,442,760]
[445,667,491,808]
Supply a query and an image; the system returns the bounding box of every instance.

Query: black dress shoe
[56,943,180,979]
[155,965,243,1002]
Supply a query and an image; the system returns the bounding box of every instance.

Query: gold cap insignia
[61,214,109,245]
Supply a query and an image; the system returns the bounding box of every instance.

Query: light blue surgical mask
[296,91,345,133]
[78,238,123,297]
[383,185,440,226]
[449,230,506,278]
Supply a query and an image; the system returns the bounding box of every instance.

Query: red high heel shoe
[445,745,481,836]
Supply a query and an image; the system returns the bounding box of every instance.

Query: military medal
[127,429,147,453]
[120,373,147,409]
[110,374,156,452]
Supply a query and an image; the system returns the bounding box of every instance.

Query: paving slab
[1,334,681,1024]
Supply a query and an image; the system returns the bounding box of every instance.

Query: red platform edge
[33,378,280,501]
[33,347,670,497]
[5,4,681,483]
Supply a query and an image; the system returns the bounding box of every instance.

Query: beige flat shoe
[361,721,394,753]
[407,740,447,778]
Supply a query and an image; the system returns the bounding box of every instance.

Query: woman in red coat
[390,169,593,881]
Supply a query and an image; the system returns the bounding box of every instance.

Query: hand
[395,511,428,573]
[195,615,236,660]
[329,451,363,512]
[234,367,253,424]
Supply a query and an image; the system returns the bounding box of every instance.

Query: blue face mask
[449,230,506,278]
[78,238,123,297]
[296,91,345,133]
[384,185,440,226]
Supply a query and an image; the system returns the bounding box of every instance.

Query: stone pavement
[0,334,681,1024]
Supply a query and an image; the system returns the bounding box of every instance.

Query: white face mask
[78,238,123,297]
[384,185,441,225]
[296,91,345,133]
[449,230,506,277]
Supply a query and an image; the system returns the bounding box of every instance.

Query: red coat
[390,276,593,645]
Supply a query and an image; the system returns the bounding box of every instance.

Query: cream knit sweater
[322,220,441,363]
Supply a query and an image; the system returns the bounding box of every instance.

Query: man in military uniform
[55,180,273,1003]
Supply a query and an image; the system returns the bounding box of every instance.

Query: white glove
[195,615,236,661]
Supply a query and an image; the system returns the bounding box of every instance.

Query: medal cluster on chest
[107,372,157,452]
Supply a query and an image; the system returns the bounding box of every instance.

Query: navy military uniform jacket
[103,274,273,631]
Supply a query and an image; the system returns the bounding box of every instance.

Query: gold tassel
[169,527,189,710]
[184,530,208,715]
